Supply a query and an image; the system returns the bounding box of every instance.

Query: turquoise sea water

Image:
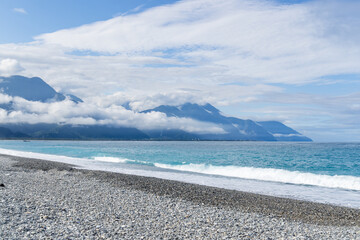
[0,141,359,208]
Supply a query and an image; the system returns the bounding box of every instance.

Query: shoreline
[3,154,360,226]
[1,154,360,238]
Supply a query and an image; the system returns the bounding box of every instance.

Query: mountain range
[0,75,311,141]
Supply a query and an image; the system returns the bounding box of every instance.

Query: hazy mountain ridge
[257,121,312,141]
[0,75,83,103]
[142,103,275,141]
[143,103,310,141]
[0,75,311,141]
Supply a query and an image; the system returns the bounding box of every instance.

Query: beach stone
[0,155,360,239]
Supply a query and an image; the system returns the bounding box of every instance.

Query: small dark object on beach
[0,183,5,188]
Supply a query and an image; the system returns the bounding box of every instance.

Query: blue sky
[0,0,177,43]
[0,0,359,141]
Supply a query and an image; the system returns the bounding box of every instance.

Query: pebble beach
[1,154,359,239]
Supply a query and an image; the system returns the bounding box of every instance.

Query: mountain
[142,103,275,141]
[0,75,82,103]
[0,75,311,141]
[256,121,312,141]
[137,129,198,141]
[0,123,149,140]
[36,125,148,140]
[0,126,29,139]
[142,103,311,141]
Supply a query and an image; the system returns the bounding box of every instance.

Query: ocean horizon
[1,140,359,209]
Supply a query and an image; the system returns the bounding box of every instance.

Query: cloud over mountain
[0,93,226,135]
[0,59,24,76]
[0,75,312,141]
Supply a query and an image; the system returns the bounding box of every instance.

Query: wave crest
[93,156,129,163]
[154,163,360,191]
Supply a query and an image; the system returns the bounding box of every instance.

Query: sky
[0,0,359,141]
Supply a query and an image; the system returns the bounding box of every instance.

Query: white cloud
[0,93,12,104]
[0,59,24,76]
[13,8,27,14]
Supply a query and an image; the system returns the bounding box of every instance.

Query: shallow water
[0,140,359,208]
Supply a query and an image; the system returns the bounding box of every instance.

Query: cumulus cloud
[0,59,24,76]
[0,93,12,104]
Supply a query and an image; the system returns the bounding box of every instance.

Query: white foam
[93,156,129,163]
[154,163,360,191]
[93,156,150,165]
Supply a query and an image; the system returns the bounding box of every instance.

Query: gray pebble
[0,155,359,239]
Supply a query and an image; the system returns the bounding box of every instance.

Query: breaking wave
[154,163,360,191]
[93,156,130,163]
[1,147,359,191]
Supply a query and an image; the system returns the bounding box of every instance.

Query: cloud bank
[0,93,225,134]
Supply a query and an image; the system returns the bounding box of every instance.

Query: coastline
[1,154,359,238]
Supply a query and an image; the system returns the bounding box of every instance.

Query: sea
[0,140,359,208]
